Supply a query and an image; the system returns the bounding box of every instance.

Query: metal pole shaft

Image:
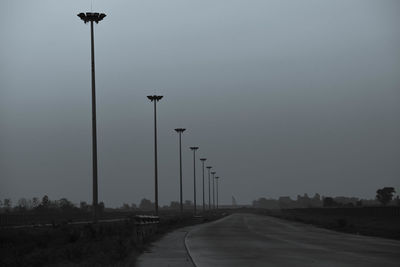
[212,173,215,209]
[208,169,211,210]
[202,162,205,212]
[154,100,158,216]
[179,133,183,214]
[217,179,219,209]
[193,150,196,215]
[90,21,98,222]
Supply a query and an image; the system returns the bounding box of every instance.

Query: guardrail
[0,211,162,227]
[131,215,160,243]
[133,215,160,225]
[0,212,160,229]
[1,213,160,245]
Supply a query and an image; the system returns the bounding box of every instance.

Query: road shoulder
[135,225,196,267]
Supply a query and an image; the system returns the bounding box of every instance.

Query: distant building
[278,196,294,209]
[252,198,279,209]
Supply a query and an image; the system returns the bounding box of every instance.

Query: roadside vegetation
[265,207,400,240]
[0,211,227,266]
[0,195,228,266]
[256,187,400,240]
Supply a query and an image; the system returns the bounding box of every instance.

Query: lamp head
[147,95,163,102]
[200,158,207,161]
[174,128,186,133]
[190,147,199,151]
[78,12,106,24]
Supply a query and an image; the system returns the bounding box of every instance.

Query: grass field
[264,207,400,240]
[0,211,227,266]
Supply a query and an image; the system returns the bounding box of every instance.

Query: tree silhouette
[169,201,180,209]
[80,201,89,212]
[32,197,39,208]
[41,195,50,208]
[323,197,337,207]
[3,198,12,211]
[58,198,75,211]
[376,187,395,206]
[17,198,28,211]
[98,202,105,214]
[121,203,130,210]
[139,198,154,210]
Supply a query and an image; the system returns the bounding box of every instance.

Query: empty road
[137,213,400,266]
[185,213,400,267]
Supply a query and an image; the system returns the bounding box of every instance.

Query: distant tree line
[252,187,399,209]
[0,195,104,214]
[118,199,197,211]
[0,195,199,214]
[2,187,397,213]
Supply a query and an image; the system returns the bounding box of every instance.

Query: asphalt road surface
[185,213,400,267]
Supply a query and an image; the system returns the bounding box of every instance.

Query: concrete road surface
[136,225,195,267]
[185,213,400,267]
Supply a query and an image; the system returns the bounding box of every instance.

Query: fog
[1,0,399,207]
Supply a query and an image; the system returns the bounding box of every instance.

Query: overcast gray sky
[1,0,399,207]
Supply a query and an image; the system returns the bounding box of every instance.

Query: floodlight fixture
[190,146,199,214]
[147,94,163,215]
[215,176,220,209]
[147,95,163,102]
[200,158,207,212]
[206,166,212,209]
[211,171,216,209]
[175,128,186,133]
[78,12,106,24]
[77,10,106,223]
[175,127,186,214]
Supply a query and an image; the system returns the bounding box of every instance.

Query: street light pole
[174,128,186,214]
[206,166,212,210]
[211,171,216,209]
[200,158,207,212]
[190,147,199,215]
[215,176,220,209]
[147,95,163,216]
[78,12,106,223]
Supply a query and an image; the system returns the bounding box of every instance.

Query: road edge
[183,229,197,267]
[184,214,233,267]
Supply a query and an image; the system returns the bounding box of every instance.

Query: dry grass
[264,208,400,240]
[0,211,227,266]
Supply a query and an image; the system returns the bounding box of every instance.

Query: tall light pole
[215,176,220,209]
[211,171,216,209]
[200,158,207,212]
[147,95,163,216]
[190,147,199,215]
[206,166,212,210]
[174,128,186,214]
[77,12,106,223]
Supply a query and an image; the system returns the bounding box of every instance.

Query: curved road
[137,213,400,267]
[185,213,400,267]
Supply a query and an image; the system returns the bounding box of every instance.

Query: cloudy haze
[1,0,399,207]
